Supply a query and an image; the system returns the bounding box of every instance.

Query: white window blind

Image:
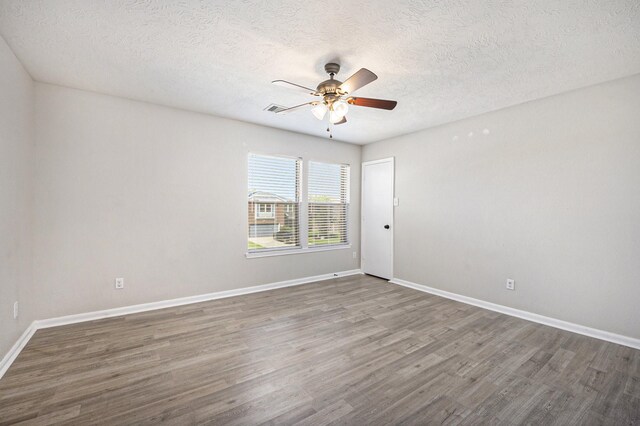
[308,161,350,247]
[248,154,301,252]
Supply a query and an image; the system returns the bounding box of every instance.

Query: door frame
[361,157,394,280]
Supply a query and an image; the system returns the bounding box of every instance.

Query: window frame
[246,153,351,258]
[247,153,302,255]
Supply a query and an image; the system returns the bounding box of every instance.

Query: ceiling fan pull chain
[327,121,333,139]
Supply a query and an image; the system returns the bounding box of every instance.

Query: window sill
[246,244,352,259]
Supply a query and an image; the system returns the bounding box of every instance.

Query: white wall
[363,74,640,339]
[32,83,360,320]
[0,37,34,356]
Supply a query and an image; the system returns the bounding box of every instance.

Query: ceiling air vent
[264,104,287,114]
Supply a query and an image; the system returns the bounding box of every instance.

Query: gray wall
[32,83,361,320]
[0,37,34,357]
[363,74,640,339]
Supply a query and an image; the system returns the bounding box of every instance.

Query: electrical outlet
[506,279,515,291]
[13,301,18,319]
[115,278,124,289]
[353,251,357,259]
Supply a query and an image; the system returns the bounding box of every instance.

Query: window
[247,154,350,255]
[255,203,275,219]
[248,154,301,251]
[308,161,350,247]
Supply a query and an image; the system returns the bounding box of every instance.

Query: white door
[361,158,394,279]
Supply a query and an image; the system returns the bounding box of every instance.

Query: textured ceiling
[1,1,639,144]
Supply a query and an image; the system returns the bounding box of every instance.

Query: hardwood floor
[1,274,638,425]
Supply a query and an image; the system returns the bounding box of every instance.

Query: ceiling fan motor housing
[317,62,345,101]
[317,80,342,96]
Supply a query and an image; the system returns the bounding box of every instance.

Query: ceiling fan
[270,63,397,138]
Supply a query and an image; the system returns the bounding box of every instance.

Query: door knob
[384,224,390,229]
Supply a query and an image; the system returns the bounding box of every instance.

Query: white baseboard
[0,269,362,379]
[0,322,37,379]
[390,277,640,350]
[37,269,362,329]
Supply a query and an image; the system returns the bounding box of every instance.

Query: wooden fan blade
[347,97,397,110]
[276,102,317,114]
[338,68,377,94]
[334,116,347,125]
[272,80,318,96]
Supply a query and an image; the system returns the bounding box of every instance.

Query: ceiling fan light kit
[311,103,328,120]
[270,62,398,138]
